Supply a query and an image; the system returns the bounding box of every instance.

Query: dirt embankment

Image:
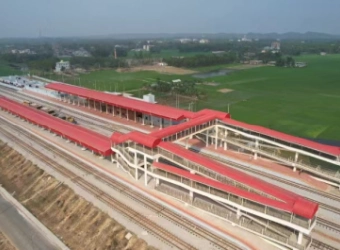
[0,141,157,250]
[0,231,16,250]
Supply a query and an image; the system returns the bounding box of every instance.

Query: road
[0,193,61,250]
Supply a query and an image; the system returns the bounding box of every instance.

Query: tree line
[164,53,238,68]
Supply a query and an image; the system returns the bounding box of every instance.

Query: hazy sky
[1,0,340,38]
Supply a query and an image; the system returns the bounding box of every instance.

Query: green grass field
[194,54,340,141]
[0,61,21,77]
[36,54,340,141]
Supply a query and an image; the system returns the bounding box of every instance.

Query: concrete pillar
[189,190,193,202]
[215,127,218,149]
[224,141,227,151]
[298,232,303,245]
[150,115,154,128]
[106,104,108,114]
[100,102,103,113]
[156,178,159,186]
[111,154,114,163]
[206,130,209,147]
[185,137,189,149]
[126,109,129,121]
[295,152,299,162]
[293,165,297,172]
[144,156,148,186]
[134,111,137,123]
[160,118,163,129]
[77,97,80,106]
[119,107,122,118]
[236,209,241,219]
[254,152,258,160]
[112,106,115,116]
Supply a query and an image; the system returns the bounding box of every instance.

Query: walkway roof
[221,118,340,157]
[0,97,112,156]
[153,162,318,219]
[46,83,195,121]
[158,141,318,219]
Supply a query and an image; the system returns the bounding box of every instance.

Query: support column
[155,178,159,186]
[254,139,259,160]
[189,190,193,202]
[236,209,241,219]
[144,156,148,186]
[206,130,209,147]
[119,107,122,118]
[134,111,137,123]
[112,106,115,116]
[111,154,114,163]
[297,232,303,245]
[77,96,80,106]
[134,153,138,180]
[295,152,299,162]
[215,127,218,149]
[100,102,103,113]
[106,104,108,114]
[126,109,129,121]
[224,141,227,151]
[150,115,154,128]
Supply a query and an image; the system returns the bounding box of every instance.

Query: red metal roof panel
[153,162,294,214]
[222,118,340,156]
[46,83,194,121]
[158,141,300,202]
[0,97,112,156]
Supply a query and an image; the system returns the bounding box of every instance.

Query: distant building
[72,48,91,57]
[143,45,154,51]
[249,60,263,65]
[158,62,168,66]
[295,62,307,68]
[320,52,327,56]
[271,41,281,50]
[212,51,226,55]
[55,60,70,72]
[239,35,252,42]
[11,49,36,55]
[179,38,192,44]
[199,39,209,44]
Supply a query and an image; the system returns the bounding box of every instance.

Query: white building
[55,60,70,72]
[199,39,209,44]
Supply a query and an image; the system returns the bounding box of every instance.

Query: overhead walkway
[151,162,312,250]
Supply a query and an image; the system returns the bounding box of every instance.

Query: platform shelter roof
[46,83,195,121]
[0,97,112,156]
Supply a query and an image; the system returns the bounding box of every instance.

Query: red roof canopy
[0,97,112,156]
[155,145,318,219]
[221,118,340,156]
[153,162,294,214]
[46,83,195,121]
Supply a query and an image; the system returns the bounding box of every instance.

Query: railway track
[317,218,340,234]
[310,239,339,250]
[0,117,243,250]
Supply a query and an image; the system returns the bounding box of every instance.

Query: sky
[1,0,340,38]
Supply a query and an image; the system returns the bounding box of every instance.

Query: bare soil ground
[0,141,157,250]
[117,65,196,75]
[218,88,234,93]
[0,231,16,250]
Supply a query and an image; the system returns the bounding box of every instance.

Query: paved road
[0,193,61,250]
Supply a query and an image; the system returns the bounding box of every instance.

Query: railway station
[45,83,340,189]
[2,83,340,250]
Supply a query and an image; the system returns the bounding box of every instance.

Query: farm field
[194,54,340,141]
[36,54,340,141]
[0,61,21,77]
